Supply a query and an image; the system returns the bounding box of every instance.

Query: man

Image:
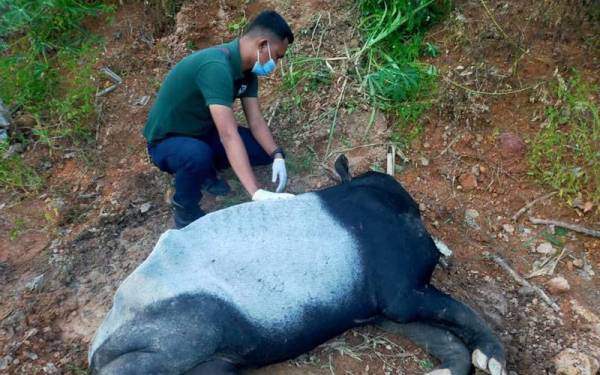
[144,10,295,229]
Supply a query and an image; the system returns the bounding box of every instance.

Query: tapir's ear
[334,154,352,183]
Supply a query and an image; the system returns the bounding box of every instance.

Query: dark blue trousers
[147,126,271,210]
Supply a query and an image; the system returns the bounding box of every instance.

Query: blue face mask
[252,42,276,76]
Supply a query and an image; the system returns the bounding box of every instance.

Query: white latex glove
[271,158,288,193]
[252,189,295,201]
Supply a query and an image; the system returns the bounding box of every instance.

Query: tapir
[89,156,507,375]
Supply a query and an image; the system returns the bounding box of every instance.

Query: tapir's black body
[89,167,506,375]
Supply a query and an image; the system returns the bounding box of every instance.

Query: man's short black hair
[244,10,294,44]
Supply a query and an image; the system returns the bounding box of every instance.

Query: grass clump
[0,0,112,191]
[529,73,600,205]
[356,0,450,146]
[0,142,43,192]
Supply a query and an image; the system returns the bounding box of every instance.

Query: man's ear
[257,38,269,51]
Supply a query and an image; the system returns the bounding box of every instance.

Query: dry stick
[529,217,600,238]
[267,99,280,128]
[444,77,537,96]
[479,0,526,54]
[324,77,349,159]
[491,255,561,312]
[512,191,557,222]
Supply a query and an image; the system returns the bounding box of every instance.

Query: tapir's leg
[383,285,506,375]
[376,319,472,375]
[97,351,175,375]
[183,358,239,375]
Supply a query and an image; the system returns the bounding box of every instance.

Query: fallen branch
[444,77,537,96]
[267,99,280,128]
[529,217,600,238]
[512,191,557,221]
[491,255,560,312]
[100,67,123,84]
[96,84,119,97]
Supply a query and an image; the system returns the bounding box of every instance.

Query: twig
[100,67,123,84]
[267,99,280,128]
[444,77,537,96]
[325,142,387,162]
[479,0,526,53]
[96,84,119,97]
[526,246,567,279]
[512,191,557,222]
[529,217,600,238]
[491,255,560,312]
[324,76,349,159]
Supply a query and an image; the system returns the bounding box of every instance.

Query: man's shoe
[171,199,205,229]
[201,178,231,196]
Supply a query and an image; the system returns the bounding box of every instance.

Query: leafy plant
[0,0,112,147]
[355,0,450,145]
[528,73,600,204]
[0,141,43,192]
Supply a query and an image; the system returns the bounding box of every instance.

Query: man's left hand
[272,158,288,192]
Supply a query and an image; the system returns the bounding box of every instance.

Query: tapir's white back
[90,193,364,358]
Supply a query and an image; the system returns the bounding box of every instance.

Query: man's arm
[241,97,281,157]
[209,104,260,196]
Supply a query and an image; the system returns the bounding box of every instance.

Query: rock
[458,173,478,191]
[26,274,46,292]
[0,98,10,128]
[419,157,430,166]
[471,164,480,177]
[518,286,536,296]
[25,351,38,360]
[503,224,515,234]
[0,355,12,370]
[139,202,152,214]
[498,132,525,159]
[536,242,556,255]
[465,209,480,229]
[546,276,570,294]
[42,362,58,374]
[554,348,599,375]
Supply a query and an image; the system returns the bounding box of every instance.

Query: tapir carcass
[89,156,507,375]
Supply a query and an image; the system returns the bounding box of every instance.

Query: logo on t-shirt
[237,84,247,96]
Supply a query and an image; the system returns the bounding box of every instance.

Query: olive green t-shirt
[143,38,258,143]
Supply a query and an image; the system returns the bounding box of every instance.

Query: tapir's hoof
[425,369,452,375]
[472,349,507,375]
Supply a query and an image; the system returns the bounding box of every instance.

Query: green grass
[281,50,331,106]
[356,0,450,147]
[528,73,600,205]
[0,0,111,191]
[0,142,43,192]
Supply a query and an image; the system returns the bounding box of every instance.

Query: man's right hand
[252,189,295,201]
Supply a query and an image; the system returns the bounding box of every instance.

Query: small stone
[498,132,525,159]
[518,286,535,296]
[0,356,12,370]
[502,224,515,234]
[536,242,556,255]
[419,157,430,166]
[546,276,570,294]
[554,348,599,375]
[42,362,58,374]
[458,173,478,191]
[465,208,480,229]
[418,203,426,212]
[26,274,46,291]
[139,202,152,214]
[479,165,488,174]
[25,351,38,361]
[573,259,584,268]
[423,142,431,149]
[471,164,480,177]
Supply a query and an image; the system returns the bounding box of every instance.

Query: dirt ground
[1,0,599,374]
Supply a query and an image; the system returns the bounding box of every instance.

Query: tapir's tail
[334,154,352,183]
